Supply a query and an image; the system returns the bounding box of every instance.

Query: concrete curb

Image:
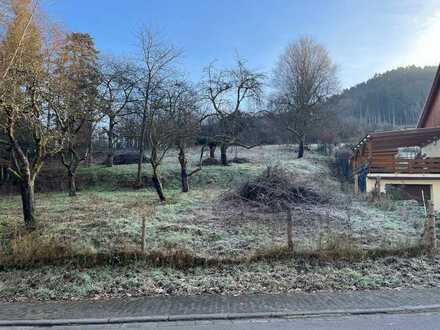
[1,304,440,327]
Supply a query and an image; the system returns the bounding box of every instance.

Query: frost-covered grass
[349,199,425,248]
[2,255,440,302]
[71,145,330,190]
[0,145,426,258]
[0,145,432,301]
[1,146,337,260]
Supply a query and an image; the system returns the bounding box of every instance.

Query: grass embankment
[2,254,440,302]
[0,145,432,301]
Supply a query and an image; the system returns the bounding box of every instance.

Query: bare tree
[201,59,264,165]
[198,118,220,160]
[98,57,136,166]
[115,112,141,150]
[49,32,99,196]
[142,81,176,201]
[273,36,338,158]
[135,28,180,186]
[167,80,202,192]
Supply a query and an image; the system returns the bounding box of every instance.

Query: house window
[396,146,421,159]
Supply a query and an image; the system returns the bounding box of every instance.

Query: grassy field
[0,145,432,301]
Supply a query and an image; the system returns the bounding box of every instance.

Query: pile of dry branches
[226,166,328,211]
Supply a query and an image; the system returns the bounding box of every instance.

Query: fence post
[354,174,359,194]
[372,177,381,201]
[424,200,437,256]
[286,208,294,250]
[141,217,146,254]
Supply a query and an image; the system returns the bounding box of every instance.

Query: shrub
[201,158,221,166]
[112,152,149,165]
[230,157,251,164]
[333,147,353,181]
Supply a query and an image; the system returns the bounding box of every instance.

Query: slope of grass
[1,254,440,302]
[1,146,426,259]
[0,145,431,301]
[1,146,332,259]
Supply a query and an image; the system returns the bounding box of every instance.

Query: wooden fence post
[374,177,381,200]
[354,174,359,194]
[141,217,146,254]
[424,200,437,256]
[286,208,294,250]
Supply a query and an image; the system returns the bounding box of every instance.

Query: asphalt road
[6,312,440,330]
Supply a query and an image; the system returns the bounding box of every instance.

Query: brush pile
[229,166,328,211]
[230,157,251,164]
[201,158,221,166]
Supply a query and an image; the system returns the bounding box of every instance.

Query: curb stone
[1,305,440,327]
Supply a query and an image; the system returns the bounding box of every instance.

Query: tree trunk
[85,126,94,166]
[86,141,93,165]
[68,170,77,197]
[209,144,216,159]
[0,166,5,184]
[220,144,228,166]
[178,148,189,193]
[106,117,115,167]
[298,139,304,159]
[20,179,36,230]
[152,165,166,202]
[137,112,147,186]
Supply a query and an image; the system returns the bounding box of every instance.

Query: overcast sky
[43,0,440,89]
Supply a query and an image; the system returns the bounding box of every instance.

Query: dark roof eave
[352,127,440,152]
[352,135,370,152]
[417,63,440,128]
[369,126,440,138]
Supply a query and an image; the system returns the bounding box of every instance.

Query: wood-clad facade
[352,63,440,209]
[352,127,440,175]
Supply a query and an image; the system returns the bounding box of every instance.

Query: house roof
[353,127,440,152]
[417,63,440,128]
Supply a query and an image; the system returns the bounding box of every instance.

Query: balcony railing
[369,158,440,174]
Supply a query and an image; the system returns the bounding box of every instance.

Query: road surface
[5,312,440,329]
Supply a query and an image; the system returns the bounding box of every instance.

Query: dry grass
[0,231,426,270]
[0,145,428,270]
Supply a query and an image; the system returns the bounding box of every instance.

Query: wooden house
[352,64,440,209]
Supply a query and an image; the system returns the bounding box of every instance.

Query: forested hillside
[334,65,437,138]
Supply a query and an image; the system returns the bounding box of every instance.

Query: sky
[42,0,440,89]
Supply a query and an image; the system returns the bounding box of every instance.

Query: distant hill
[334,65,437,137]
